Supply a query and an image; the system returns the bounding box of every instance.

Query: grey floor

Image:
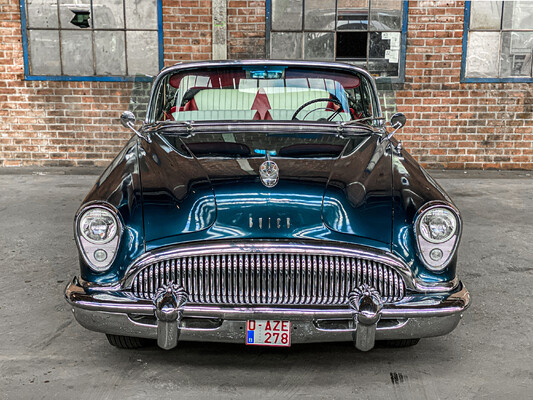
[0,169,531,399]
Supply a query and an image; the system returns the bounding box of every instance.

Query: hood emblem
[259,160,279,188]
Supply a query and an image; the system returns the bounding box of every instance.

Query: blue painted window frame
[19,0,164,82]
[461,0,533,83]
[265,0,409,83]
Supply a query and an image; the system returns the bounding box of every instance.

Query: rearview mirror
[390,112,406,129]
[120,111,150,142]
[120,111,136,128]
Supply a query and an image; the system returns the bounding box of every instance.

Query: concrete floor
[0,169,531,399]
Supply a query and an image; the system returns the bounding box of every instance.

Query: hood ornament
[259,154,279,188]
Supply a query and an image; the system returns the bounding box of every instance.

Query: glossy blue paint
[78,138,146,284]
[390,148,457,283]
[143,179,392,250]
[323,186,391,244]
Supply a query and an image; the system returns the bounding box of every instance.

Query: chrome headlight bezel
[75,202,123,272]
[414,202,462,272]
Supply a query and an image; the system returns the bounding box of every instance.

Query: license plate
[246,320,291,347]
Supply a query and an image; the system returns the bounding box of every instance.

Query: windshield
[149,66,378,124]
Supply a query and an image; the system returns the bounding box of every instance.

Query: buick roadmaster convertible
[65,60,470,351]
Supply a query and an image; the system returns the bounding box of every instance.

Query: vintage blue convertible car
[65,60,470,351]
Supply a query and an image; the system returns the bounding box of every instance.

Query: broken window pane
[126,31,159,76]
[466,31,500,78]
[336,31,367,59]
[272,0,303,31]
[125,0,158,30]
[337,0,369,30]
[27,0,59,29]
[304,32,334,60]
[59,0,91,28]
[304,0,335,31]
[271,32,303,59]
[92,0,124,29]
[502,0,533,30]
[500,32,533,77]
[61,30,94,75]
[369,0,402,31]
[95,31,126,75]
[29,29,61,75]
[470,1,502,30]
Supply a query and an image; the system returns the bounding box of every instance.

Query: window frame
[265,0,409,83]
[461,0,533,83]
[19,0,164,82]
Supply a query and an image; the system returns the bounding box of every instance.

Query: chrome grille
[130,253,405,304]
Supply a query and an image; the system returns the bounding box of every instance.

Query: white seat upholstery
[173,110,256,121]
[193,89,257,110]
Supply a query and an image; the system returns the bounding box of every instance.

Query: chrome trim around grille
[130,251,406,305]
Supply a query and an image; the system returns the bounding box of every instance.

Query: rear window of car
[150,66,377,124]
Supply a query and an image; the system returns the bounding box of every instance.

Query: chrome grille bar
[131,253,406,304]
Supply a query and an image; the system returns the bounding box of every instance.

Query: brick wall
[396,0,533,169]
[228,0,266,59]
[0,0,532,169]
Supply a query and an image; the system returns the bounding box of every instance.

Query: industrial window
[267,0,407,79]
[463,1,533,82]
[20,0,163,81]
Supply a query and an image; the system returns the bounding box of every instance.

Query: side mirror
[390,112,406,129]
[384,112,407,141]
[120,110,136,129]
[120,111,150,142]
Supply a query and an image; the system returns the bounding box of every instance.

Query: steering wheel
[291,98,344,121]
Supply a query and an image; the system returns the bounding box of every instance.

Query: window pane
[304,0,335,31]
[470,1,502,30]
[61,30,94,75]
[500,32,533,77]
[466,31,500,78]
[271,32,303,59]
[502,1,533,30]
[126,31,159,75]
[95,31,126,75]
[336,31,367,59]
[368,59,398,77]
[125,0,158,30]
[92,0,124,29]
[27,0,59,28]
[28,29,61,75]
[337,0,368,30]
[304,32,334,60]
[272,0,303,31]
[59,0,91,29]
[369,0,402,31]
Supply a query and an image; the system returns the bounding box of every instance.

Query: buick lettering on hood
[65,60,470,351]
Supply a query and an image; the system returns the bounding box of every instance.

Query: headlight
[76,204,122,272]
[79,208,118,244]
[419,208,457,243]
[415,203,461,271]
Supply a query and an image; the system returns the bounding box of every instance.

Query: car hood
[139,133,392,247]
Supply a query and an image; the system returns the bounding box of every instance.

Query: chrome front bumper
[65,277,470,350]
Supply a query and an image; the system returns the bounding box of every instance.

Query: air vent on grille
[130,253,405,305]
